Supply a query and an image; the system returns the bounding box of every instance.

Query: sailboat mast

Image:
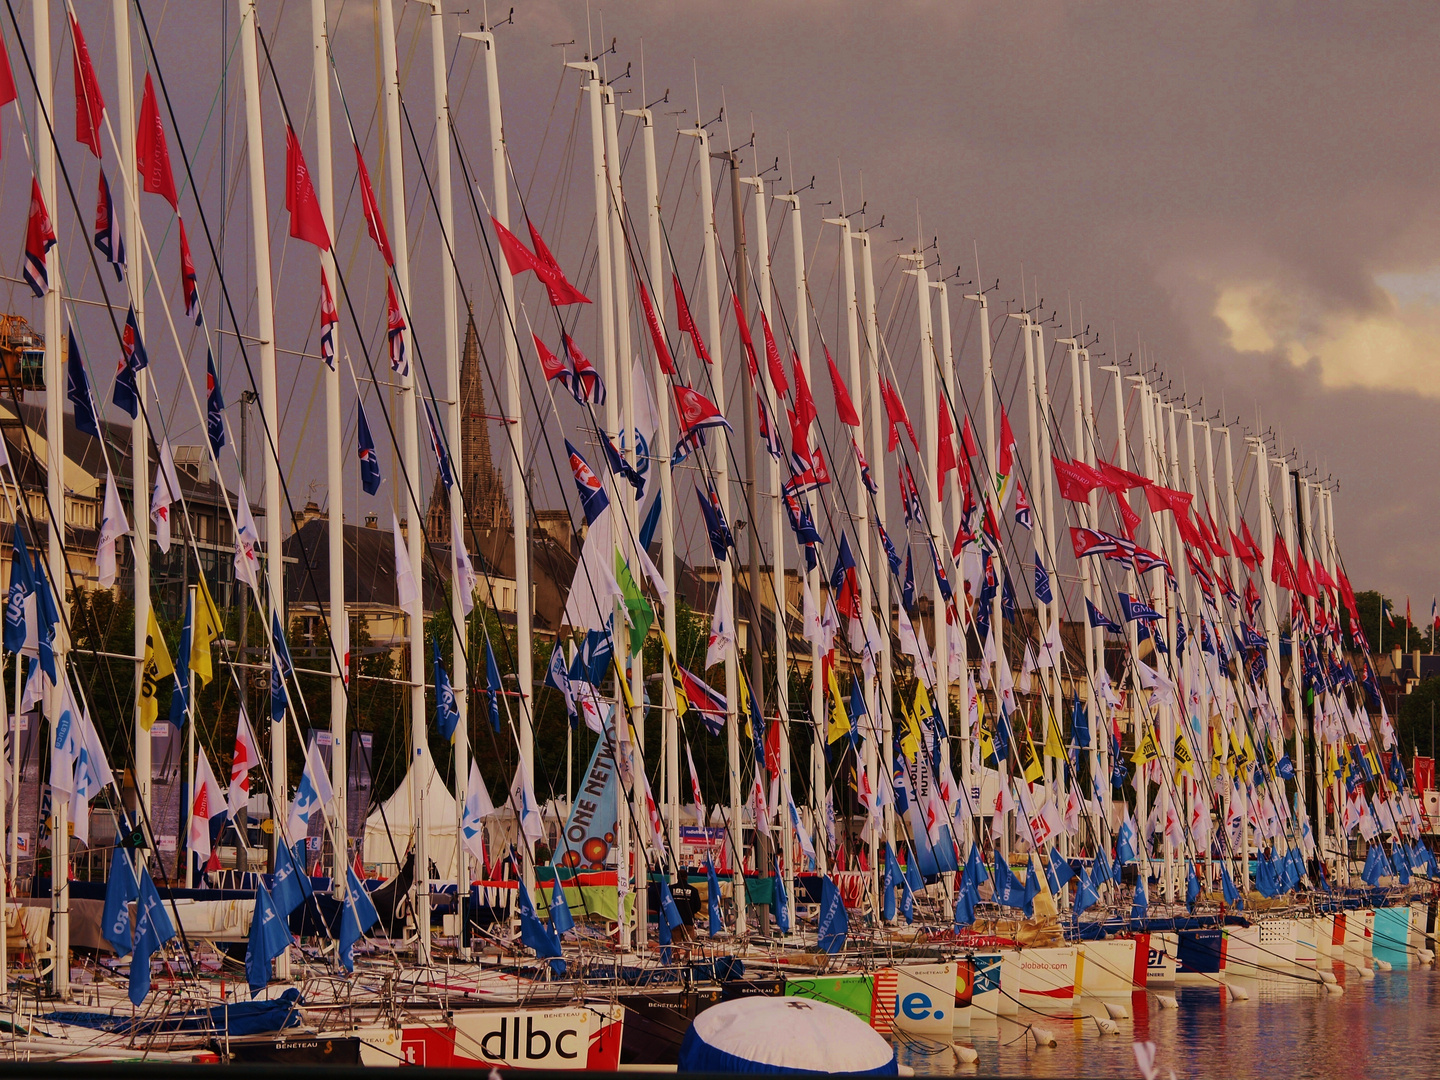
[309,0,348,894]
[1033,322,1061,821]
[374,0,430,964]
[112,0,151,828]
[424,0,467,935]
[34,0,68,1000]
[1065,337,1094,858]
[974,289,1007,862]
[932,279,960,796]
[238,0,286,973]
[1221,424,1247,887]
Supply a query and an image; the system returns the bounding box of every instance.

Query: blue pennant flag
[112,305,149,419]
[954,881,977,928]
[962,844,991,893]
[878,522,902,575]
[1186,861,1202,911]
[1116,817,1137,864]
[993,856,1025,911]
[882,845,900,922]
[247,885,292,994]
[639,489,663,550]
[1034,556,1053,604]
[1071,699,1091,750]
[1131,878,1149,919]
[271,838,312,917]
[485,637,503,733]
[5,526,33,654]
[773,873,791,934]
[102,848,140,956]
[1074,862,1100,918]
[1048,849,1075,893]
[434,639,459,741]
[818,875,849,954]
[706,855,724,936]
[168,589,195,727]
[696,484,734,561]
[338,866,380,972]
[1361,844,1384,887]
[1086,598,1122,633]
[205,348,226,456]
[31,556,58,682]
[1119,592,1162,622]
[551,872,576,935]
[1002,570,1017,622]
[545,644,577,727]
[270,610,293,724]
[830,532,856,591]
[1221,863,1242,907]
[130,868,176,1005]
[67,325,100,438]
[565,439,611,525]
[901,548,915,612]
[94,170,126,278]
[357,398,383,495]
[518,880,565,975]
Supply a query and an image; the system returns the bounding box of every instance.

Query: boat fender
[1094,1017,1119,1035]
[1416,948,1435,965]
[1103,1001,1129,1020]
[1374,959,1392,972]
[1323,982,1344,995]
[954,1045,979,1065]
[1226,984,1249,1002]
[1358,966,1375,981]
[1154,995,1178,1010]
[1318,970,1337,984]
[1029,1026,1056,1047]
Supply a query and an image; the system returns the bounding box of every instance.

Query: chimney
[1415,650,1422,677]
[364,513,378,529]
[1394,647,1403,670]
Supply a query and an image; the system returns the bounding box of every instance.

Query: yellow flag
[1042,713,1066,759]
[900,699,921,763]
[1174,729,1195,778]
[1015,718,1043,783]
[826,667,851,745]
[913,680,933,726]
[659,631,689,719]
[190,574,221,685]
[978,719,998,767]
[1210,725,1226,779]
[139,607,174,732]
[1132,725,1159,766]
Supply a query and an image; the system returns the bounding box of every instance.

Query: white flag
[705,585,735,669]
[510,759,544,845]
[685,738,706,827]
[67,690,113,845]
[287,737,336,842]
[801,580,822,649]
[1019,641,1036,695]
[392,514,419,609]
[789,796,816,861]
[462,760,496,863]
[228,705,260,815]
[234,480,261,592]
[1037,615,1062,670]
[1136,658,1177,707]
[334,609,351,687]
[96,470,129,588]
[150,438,180,553]
[560,503,621,632]
[189,751,227,863]
[452,511,477,615]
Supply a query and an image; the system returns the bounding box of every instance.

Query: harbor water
[907,962,1440,1078]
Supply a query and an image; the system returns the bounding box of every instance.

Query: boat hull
[1077,938,1137,995]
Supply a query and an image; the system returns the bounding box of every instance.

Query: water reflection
[905,968,1440,1078]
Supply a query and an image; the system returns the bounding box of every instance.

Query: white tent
[363,752,459,878]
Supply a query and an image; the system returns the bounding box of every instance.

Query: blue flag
[206,348,226,456]
[901,548,915,612]
[485,637,503,732]
[517,880,564,974]
[357,398,383,495]
[882,846,899,922]
[830,533,856,591]
[271,838,312,917]
[993,856,1026,911]
[4,526,33,654]
[271,611,293,724]
[434,639,459,741]
[1186,861,1202,911]
[774,872,791,934]
[102,848,140,955]
[1020,861,1041,918]
[818,876,849,954]
[113,305,148,418]
[1034,556,1053,604]
[1131,879,1149,919]
[638,489,663,550]
[1221,863,1242,908]
[31,556,57,682]
[1119,592,1162,622]
[1071,699,1090,750]
[67,325,99,438]
[954,882,977,928]
[1074,862,1100,918]
[550,873,576,935]
[129,869,176,1005]
[1048,848,1075,893]
[168,589,194,727]
[565,439,611,525]
[706,855,723,936]
[696,484,734,560]
[1086,598,1122,633]
[247,885,292,994]
[1116,817,1137,864]
[338,866,379,972]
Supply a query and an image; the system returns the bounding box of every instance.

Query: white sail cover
[363,751,459,878]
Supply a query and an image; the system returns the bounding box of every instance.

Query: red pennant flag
[527,220,591,306]
[787,408,813,468]
[792,355,817,433]
[492,215,542,277]
[70,14,106,158]
[355,143,393,266]
[23,178,57,297]
[136,73,178,210]
[1314,557,1336,594]
[0,35,15,108]
[1241,519,1264,567]
[1052,455,1103,502]
[284,126,330,251]
[636,277,674,375]
[673,274,711,364]
[386,278,407,373]
[1271,533,1297,592]
[760,311,789,395]
[1096,459,1151,493]
[1144,484,1193,517]
[1338,569,1360,625]
[826,344,860,427]
[731,291,759,381]
[811,447,832,488]
[673,385,730,438]
[937,405,957,478]
[1295,551,1320,599]
[531,333,570,385]
[880,377,917,452]
[1116,495,1141,539]
[179,217,199,321]
[997,406,1016,479]
[960,416,980,460]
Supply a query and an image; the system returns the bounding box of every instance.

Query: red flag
[531,333,570,385]
[636,277,674,376]
[960,416,980,460]
[284,126,330,250]
[936,405,957,478]
[1338,568,1360,625]
[136,73,178,210]
[0,35,15,107]
[1202,512,1230,559]
[880,377,917,451]
[673,274,710,364]
[1116,495,1141,539]
[760,311,788,395]
[355,143,393,266]
[386,278,407,373]
[1052,456,1103,502]
[70,14,105,158]
[23,178,57,297]
[1096,459,1151,493]
[1144,484,1193,518]
[179,217,198,321]
[731,291,759,380]
[673,385,730,438]
[787,408,812,468]
[492,215,541,277]
[997,406,1016,479]
[793,355,817,433]
[1241,519,1264,566]
[826,344,860,426]
[1295,551,1320,599]
[1314,558,1336,593]
[527,220,591,306]
[1407,597,1413,627]
[1271,533,1297,592]
[810,447,832,487]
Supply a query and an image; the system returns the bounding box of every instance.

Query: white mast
[781,190,825,874]
[35,0,68,999]
[1032,322,1062,825]
[374,0,430,963]
[680,120,743,934]
[1252,432,1276,890]
[426,1,467,933]
[310,0,349,895]
[1220,424,1247,886]
[858,230,891,873]
[932,280,961,770]
[112,0,151,833]
[1064,337,1098,856]
[745,169,791,929]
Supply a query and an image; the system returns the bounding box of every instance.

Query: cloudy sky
[11,1,1439,610]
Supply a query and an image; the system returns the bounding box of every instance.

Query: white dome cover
[680,996,897,1074]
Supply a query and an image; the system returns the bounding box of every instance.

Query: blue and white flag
[102,847,140,955]
[129,868,176,1005]
[206,348,225,456]
[357,398,383,495]
[286,736,335,842]
[246,885,291,995]
[112,305,149,419]
[1086,598,1122,633]
[5,526,33,654]
[94,170,125,279]
[337,866,379,972]
[433,639,459,742]
[1119,592,1162,622]
[67,325,99,438]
